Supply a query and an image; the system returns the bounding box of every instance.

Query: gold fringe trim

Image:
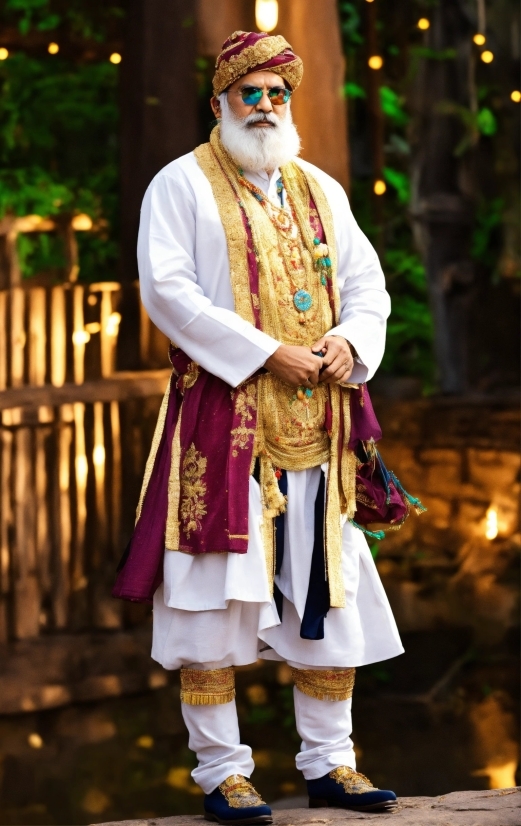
[325,385,346,608]
[180,666,235,705]
[291,667,356,701]
[135,378,172,522]
[165,407,184,550]
[341,389,357,520]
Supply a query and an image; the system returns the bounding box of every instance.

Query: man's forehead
[230,70,284,91]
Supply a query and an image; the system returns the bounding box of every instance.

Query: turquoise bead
[325,257,331,267]
[293,290,313,312]
[313,237,320,245]
[321,275,327,286]
[305,388,313,398]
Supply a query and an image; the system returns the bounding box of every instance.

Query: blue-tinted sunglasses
[238,85,292,106]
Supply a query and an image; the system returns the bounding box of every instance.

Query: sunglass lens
[241,87,263,105]
[268,88,291,104]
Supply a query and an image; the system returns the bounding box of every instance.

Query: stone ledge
[92,788,521,826]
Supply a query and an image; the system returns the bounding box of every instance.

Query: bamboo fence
[0,215,171,643]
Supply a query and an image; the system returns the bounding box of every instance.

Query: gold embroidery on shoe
[330,766,378,795]
[180,443,207,537]
[219,775,266,808]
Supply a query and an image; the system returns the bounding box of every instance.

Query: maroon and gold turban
[212,30,303,97]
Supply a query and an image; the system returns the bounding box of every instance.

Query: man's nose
[255,91,273,113]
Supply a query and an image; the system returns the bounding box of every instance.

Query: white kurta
[138,153,404,672]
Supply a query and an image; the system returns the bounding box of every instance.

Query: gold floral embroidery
[181,361,200,392]
[180,444,207,537]
[231,382,257,457]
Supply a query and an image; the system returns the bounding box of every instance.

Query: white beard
[218,93,301,172]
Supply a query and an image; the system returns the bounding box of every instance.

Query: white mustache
[244,112,278,127]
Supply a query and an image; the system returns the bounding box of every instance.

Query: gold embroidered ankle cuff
[180,666,235,705]
[290,667,356,701]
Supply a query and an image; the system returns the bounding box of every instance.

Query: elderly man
[114,30,404,823]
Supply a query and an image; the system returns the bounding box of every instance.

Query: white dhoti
[152,467,403,792]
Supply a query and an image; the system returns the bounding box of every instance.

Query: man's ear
[210,96,221,119]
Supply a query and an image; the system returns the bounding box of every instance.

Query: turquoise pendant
[293,289,313,312]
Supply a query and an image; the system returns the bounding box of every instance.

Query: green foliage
[410,46,457,61]
[476,107,497,136]
[0,52,119,280]
[4,0,125,40]
[338,2,364,52]
[380,249,434,383]
[383,166,410,204]
[343,81,366,99]
[379,86,409,126]
[471,198,504,266]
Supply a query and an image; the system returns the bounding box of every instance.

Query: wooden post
[34,426,52,616]
[13,427,40,638]
[118,0,199,369]
[93,401,107,556]
[10,287,25,388]
[5,225,21,287]
[50,286,67,388]
[72,285,86,385]
[52,407,73,628]
[110,401,122,555]
[0,291,7,390]
[72,402,88,592]
[0,427,13,642]
[28,287,47,386]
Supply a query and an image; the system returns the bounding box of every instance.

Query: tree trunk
[410,0,475,394]
[118,0,199,366]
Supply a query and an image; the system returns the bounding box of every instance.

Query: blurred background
[0,0,519,823]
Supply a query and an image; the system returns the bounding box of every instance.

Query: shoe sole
[309,798,397,812]
[204,814,273,825]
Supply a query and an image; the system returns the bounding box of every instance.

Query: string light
[511,90,521,102]
[368,55,383,70]
[481,50,494,63]
[0,48,8,60]
[255,0,278,32]
[473,33,486,46]
[485,505,498,540]
[71,213,93,231]
[28,733,43,749]
[374,180,386,195]
[109,52,122,64]
[417,18,430,30]
[48,42,59,54]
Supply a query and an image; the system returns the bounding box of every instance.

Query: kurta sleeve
[324,182,391,384]
[138,170,280,388]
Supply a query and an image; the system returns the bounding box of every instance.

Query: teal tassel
[390,472,427,514]
[349,519,386,540]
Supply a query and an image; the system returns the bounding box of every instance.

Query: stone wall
[371,395,520,644]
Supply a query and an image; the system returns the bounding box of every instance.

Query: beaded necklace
[237,171,332,324]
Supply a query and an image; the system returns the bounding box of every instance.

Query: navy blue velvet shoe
[307,766,397,812]
[204,775,273,825]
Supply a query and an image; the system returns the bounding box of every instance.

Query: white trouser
[182,662,356,794]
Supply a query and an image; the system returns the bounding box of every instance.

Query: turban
[213,30,303,97]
